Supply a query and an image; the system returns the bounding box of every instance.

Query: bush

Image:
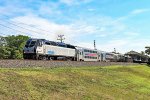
[147,58,150,65]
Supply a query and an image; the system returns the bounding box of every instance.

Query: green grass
[1,65,150,100]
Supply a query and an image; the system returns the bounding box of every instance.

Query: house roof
[126,51,149,58]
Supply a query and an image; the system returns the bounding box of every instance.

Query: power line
[0,14,51,33]
[0,23,31,34]
[0,19,42,34]
[16,21,51,33]
[0,32,6,36]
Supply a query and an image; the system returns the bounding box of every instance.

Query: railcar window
[58,45,66,47]
[51,42,57,46]
[67,45,71,48]
[57,43,66,47]
[66,45,75,49]
[71,46,75,49]
[45,42,51,45]
[84,50,87,52]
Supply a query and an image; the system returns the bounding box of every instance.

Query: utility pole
[114,48,116,53]
[94,40,96,50]
[57,35,65,43]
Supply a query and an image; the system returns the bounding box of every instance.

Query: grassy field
[0,65,150,100]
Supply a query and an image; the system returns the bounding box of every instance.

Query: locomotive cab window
[26,40,30,45]
[25,40,30,47]
[29,41,37,47]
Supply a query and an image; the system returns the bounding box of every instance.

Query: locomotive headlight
[23,50,26,53]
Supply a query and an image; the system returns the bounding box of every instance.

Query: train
[23,38,131,62]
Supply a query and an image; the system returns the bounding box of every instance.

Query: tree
[145,47,150,55]
[141,51,145,55]
[0,46,11,59]
[0,35,29,59]
[145,47,150,65]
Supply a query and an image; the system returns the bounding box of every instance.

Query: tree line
[0,35,29,59]
[0,35,150,59]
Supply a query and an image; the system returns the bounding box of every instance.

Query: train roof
[57,42,66,45]
[75,46,98,51]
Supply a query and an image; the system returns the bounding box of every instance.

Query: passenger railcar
[75,47,99,61]
[100,52,116,62]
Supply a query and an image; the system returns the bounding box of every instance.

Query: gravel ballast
[0,60,138,68]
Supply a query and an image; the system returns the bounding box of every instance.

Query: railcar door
[77,49,84,61]
[36,40,44,56]
[101,53,103,61]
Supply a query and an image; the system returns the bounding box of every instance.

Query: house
[125,51,149,63]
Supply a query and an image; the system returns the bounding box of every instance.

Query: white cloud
[38,1,62,15]
[124,32,139,36]
[117,8,150,21]
[2,15,98,44]
[10,15,71,41]
[0,1,149,54]
[94,38,150,53]
[131,9,150,15]
[3,14,142,53]
[60,0,74,5]
[0,0,61,18]
[59,0,93,6]
[88,8,95,11]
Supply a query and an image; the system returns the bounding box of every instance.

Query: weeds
[0,65,150,100]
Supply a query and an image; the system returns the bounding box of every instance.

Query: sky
[0,0,150,53]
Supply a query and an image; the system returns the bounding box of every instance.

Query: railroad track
[0,59,138,68]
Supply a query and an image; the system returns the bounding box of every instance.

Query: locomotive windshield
[25,39,37,47]
[30,41,36,47]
